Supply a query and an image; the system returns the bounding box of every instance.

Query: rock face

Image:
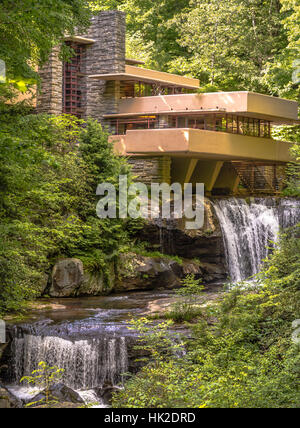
[115,253,183,292]
[95,386,122,406]
[28,383,84,407]
[0,344,8,362]
[132,199,228,283]
[50,259,84,297]
[46,200,227,297]
[49,259,115,298]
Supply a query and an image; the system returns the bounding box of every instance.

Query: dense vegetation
[0,0,91,92]
[94,0,300,100]
[113,228,300,408]
[0,112,131,314]
[0,0,131,315]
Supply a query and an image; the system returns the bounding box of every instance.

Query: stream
[0,291,193,407]
[1,197,299,407]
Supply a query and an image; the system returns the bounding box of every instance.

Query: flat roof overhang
[125,58,145,66]
[64,36,96,44]
[89,65,200,90]
[111,128,293,163]
[104,108,226,119]
[104,110,300,125]
[112,92,299,125]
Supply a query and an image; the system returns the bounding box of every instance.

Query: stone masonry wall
[36,11,126,122]
[128,157,172,185]
[81,11,126,124]
[36,46,63,115]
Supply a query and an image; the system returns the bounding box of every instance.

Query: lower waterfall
[9,333,128,390]
[213,198,300,282]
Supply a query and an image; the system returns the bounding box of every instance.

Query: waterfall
[213,198,300,282]
[9,334,128,390]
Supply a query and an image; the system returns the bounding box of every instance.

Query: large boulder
[115,253,183,292]
[27,383,84,407]
[79,262,115,296]
[50,259,84,297]
[131,198,228,282]
[200,262,227,283]
[49,259,116,297]
[95,386,122,406]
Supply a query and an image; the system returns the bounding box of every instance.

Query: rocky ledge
[44,252,226,298]
[42,199,227,297]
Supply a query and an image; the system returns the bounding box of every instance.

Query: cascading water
[213,198,300,282]
[9,333,128,390]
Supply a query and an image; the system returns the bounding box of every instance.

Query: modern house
[37,10,299,195]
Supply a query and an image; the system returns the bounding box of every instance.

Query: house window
[63,42,85,117]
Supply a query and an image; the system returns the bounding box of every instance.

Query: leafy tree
[21,361,64,408]
[0,0,91,84]
[167,274,205,322]
[171,0,288,92]
[0,113,131,314]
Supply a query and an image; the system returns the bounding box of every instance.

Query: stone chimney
[37,10,126,122]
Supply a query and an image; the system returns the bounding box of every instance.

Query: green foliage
[21,361,64,408]
[176,274,204,297]
[99,0,299,100]
[113,228,300,408]
[165,275,205,323]
[132,243,183,265]
[0,0,91,83]
[128,317,182,365]
[0,113,131,314]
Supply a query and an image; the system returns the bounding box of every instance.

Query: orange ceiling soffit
[89,65,200,90]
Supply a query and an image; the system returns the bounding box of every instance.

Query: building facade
[37,10,299,195]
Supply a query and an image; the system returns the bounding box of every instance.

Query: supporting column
[214,162,240,194]
[171,158,198,185]
[189,160,224,194]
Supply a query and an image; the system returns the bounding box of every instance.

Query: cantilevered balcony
[110,128,293,163]
[107,91,298,164]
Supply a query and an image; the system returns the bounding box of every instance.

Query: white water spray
[213,198,300,282]
[10,334,128,390]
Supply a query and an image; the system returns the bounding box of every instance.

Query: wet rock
[200,262,227,283]
[0,385,23,408]
[37,273,49,297]
[95,386,122,405]
[116,253,182,292]
[0,343,8,362]
[28,383,84,407]
[78,262,115,296]
[79,272,105,296]
[48,259,116,297]
[182,261,202,276]
[131,198,228,282]
[50,259,84,297]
